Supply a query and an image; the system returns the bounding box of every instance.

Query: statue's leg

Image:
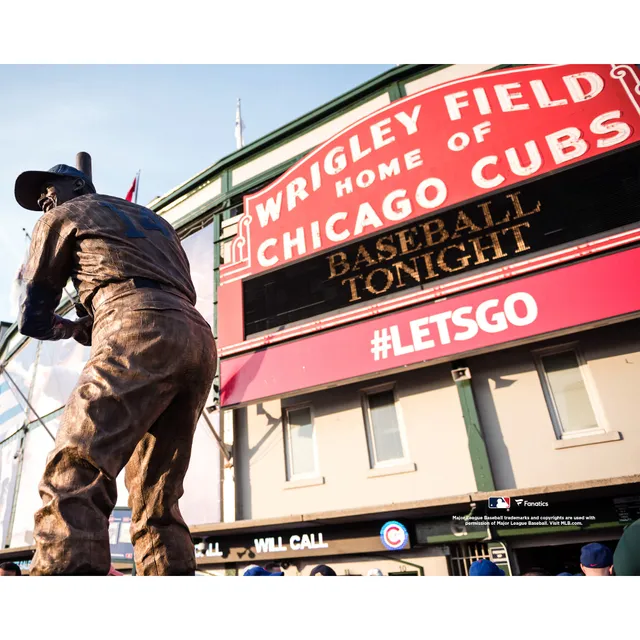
[125,321,216,576]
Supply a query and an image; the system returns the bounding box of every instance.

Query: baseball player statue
[14,162,217,575]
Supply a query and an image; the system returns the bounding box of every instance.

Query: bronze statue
[14,162,217,575]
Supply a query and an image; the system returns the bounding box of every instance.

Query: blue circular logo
[380,521,409,551]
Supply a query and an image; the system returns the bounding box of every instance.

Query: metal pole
[201,409,231,463]
[0,365,55,442]
[2,431,27,548]
[134,170,140,204]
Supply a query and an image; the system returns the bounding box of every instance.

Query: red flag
[125,176,137,202]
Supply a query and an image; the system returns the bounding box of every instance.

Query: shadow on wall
[234,402,282,521]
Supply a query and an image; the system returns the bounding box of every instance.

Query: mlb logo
[489,497,511,509]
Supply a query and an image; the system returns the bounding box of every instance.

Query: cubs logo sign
[380,521,409,551]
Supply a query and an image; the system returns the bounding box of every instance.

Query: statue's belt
[89,277,191,313]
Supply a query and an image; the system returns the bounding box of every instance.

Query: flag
[235,98,245,150]
[125,175,137,202]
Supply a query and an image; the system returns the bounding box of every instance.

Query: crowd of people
[242,562,388,576]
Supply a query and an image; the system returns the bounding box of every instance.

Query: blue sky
[0,64,393,323]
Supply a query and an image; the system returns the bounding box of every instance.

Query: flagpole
[134,170,141,204]
[236,98,244,150]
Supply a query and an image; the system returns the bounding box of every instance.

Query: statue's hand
[75,302,90,319]
[71,316,93,346]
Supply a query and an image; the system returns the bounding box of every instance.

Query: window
[535,345,606,439]
[362,385,407,467]
[284,406,318,480]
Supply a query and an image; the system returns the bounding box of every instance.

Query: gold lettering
[477,200,510,229]
[502,222,532,253]
[506,191,541,219]
[437,243,471,273]
[328,252,350,279]
[395,227,423,255]
[419,252,440,280]
[365,268,394,296]
[451,210,482,239]
[393,258,421,288]
[421,218,449,247]
[469,232,507,265]
[376,235,398,262]
[341,275,364,302]
[352,245,377,272]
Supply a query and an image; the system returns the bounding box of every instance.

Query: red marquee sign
[221,64,640,287]
[221,245,640,407]
[218,64,640,405]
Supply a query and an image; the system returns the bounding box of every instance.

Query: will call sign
[221,64,640,289]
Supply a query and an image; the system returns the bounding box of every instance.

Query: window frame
[283,403,319,482]
[533,342,608,440]
[360,382,410,469]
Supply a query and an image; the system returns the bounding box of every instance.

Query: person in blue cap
[579,542,613,576]
[468,559,505,576]
[243,565,284,576]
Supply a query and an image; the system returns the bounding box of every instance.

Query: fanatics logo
[489,497,511,509]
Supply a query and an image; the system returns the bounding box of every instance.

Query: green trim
[452,366,496,492]
[398,63,451,91]
[398,63,521,95]
[496,520,624,538]
[388,81,403,102]
[425,531,488,544]
[221,170,232,194]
